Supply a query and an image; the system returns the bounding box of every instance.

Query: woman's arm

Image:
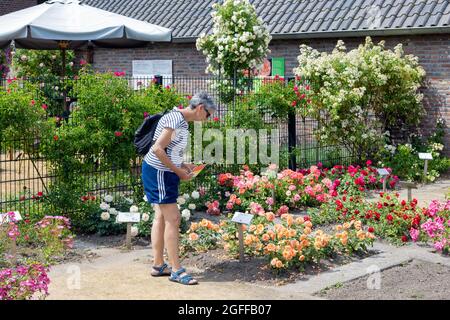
[151,128,192,180]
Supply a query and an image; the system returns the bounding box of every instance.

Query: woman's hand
[182,163,197,173]
[176,168,193,181]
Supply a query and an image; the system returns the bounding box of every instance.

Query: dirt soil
[315,259,450,300]
[181,248,378,287]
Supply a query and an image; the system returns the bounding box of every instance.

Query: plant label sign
[117,212,140,223]
[0,211,22,225]
[376,168,390,176]
[231,212,253,225]
[418,153,433,160]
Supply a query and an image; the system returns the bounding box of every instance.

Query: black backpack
[134,111,167,156]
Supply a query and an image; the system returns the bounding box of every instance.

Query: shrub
[295,37,426,162]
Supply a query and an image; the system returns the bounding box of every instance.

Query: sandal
[151,262,171,277]
[169,267,198,285]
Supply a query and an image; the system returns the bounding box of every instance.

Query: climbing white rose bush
[294,37,426,161]
[196,0,271,78]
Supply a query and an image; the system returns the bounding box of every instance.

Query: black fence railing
[0,75,364,213]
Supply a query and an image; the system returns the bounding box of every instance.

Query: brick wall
[86,34,450,154]
[0,0,37,16]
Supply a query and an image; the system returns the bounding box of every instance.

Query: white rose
[108,208,118,215]
[142,213,150,222]
[188,203,196,210]
[39,63,44,68]
[104,195,113,203]
[181,209,191,221]
[51,55,56,60]
[100,202,110,210]
[130,226,139,237]
[20,55,27,61]
[183,193,190,200]
[143,194,148,202]
[69,62,74,67]
[130,205,139,213]
[101,212,110,221]
[286,190,292,196]
[177,197,186,205]
[191,191,200,199]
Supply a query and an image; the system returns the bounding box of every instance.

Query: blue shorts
[142,161,180,204]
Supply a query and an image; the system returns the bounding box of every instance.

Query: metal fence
[0,75,360,213]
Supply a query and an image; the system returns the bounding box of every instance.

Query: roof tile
[81,0,450,39]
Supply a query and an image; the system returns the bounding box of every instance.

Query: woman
[142,92,216,285]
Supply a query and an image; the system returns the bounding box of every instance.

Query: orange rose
[295,217,305,225]
[200,219,209,227]
[262,234,270,242]
[275,260,283,268]
[299,255,305,262]
[304,227,312,235]
[266,243,276,252]
[288,229,297,238]
[189,233,199,241]
[304,221,313,229]
[266,212,275,222]
[190,222,198,232]
[270,258,278,266]
[249,225,257,232]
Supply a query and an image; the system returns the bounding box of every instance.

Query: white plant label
[0,211,22,225]
[231,212,254,225]
[418,153,433,160]
[117,212,140,223]
[376,168,390,176]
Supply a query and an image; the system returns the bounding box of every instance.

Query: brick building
[1,0,449,151]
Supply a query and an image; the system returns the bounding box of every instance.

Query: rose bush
[294,37,426,162]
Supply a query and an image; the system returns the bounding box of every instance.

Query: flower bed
[181,209,375,271]
[1,211,75,300]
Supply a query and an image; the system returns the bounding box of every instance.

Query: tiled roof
[81,0,450,41]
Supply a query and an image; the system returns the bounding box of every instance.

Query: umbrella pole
[58,41,69,113]
[62,47,67,112]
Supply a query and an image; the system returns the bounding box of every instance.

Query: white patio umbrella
[0,0,172,109]
[0,0,172,50]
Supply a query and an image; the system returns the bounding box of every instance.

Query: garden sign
[232,211,254,262]
[117,212,140,250]
[0,211,22,264]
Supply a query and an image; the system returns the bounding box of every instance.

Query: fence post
[287,77,297,170]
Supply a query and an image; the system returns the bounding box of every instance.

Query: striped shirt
[144,108,189,172]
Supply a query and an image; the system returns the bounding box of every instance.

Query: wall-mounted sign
[132,60,173,89]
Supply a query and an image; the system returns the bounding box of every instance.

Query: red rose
[401,235,408,243]
[213,117,219,122]
[37,192,43,197]
[386,214,393,222]
[291,100,297,107]
[53,135,59,141]
[368,227,375,233]
[114,131,123,137]
[366,160,372,166]
[41,104,48,110]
